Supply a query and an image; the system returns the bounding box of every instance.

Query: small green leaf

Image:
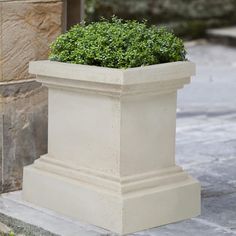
[49,17,186,68]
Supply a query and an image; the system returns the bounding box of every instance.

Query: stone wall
[0,0,63,82]
[0,0,63,192]
[0,82,48,192]
[86,0,236,38]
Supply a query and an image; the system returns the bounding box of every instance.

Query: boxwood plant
[49,17,186,68]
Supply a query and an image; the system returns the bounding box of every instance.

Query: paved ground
[207,27,236,46]
[136,114,236,236]
[1,41,236,235]
[142,41,236,236]
[179,40,236,113]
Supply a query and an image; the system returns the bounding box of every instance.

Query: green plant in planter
[49,17,186,68]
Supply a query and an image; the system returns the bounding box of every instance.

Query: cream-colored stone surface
[0,0,63,82]
[23,61,201,235]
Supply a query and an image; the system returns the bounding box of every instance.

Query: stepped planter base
[23,61,200,235]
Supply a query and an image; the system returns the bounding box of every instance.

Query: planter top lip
[29,60,195,86]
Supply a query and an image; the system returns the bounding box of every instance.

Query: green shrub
[49,17,186,68]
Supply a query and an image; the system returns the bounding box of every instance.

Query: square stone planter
[23,60,200,235]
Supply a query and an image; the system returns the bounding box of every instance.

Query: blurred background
[84,0,236,39]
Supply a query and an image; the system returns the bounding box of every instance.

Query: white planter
[23,60,200,235]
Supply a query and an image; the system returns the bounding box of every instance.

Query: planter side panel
[120,92,177,176]
[48,88,121,176]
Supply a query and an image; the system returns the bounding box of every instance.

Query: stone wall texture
[0,0,63,82]
[0,0,63,192]
[0,82,48,192]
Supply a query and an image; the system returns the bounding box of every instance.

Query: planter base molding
[23,156,200,235]
[23,60,201,235]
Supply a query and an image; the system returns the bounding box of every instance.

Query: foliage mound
[49,17,186,68]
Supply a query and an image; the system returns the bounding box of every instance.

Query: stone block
[0,0,63,82]
[0,81,48,192]
[0,0,63,192]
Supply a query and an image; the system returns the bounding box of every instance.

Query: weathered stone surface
[0,81,48,192]
[0,1,2,81]
[0,0,62,193]
[0,0,63,82]
[135,219,235,236]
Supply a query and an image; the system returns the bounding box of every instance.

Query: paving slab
[0,192,111,236]
[179,41,236,113]
[207,27,236,46]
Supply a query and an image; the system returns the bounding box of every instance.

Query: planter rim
[29,60,195,86]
